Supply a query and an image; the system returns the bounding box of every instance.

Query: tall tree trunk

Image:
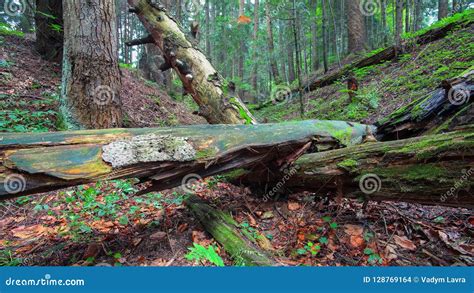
[346,0,366,53]
[252,0,260,92]
[292,0,304,117]
[438,0,449,20]
[414,0,423,31]
[238,0,245,95]
[287,24,296,83]
[322,0,329,73]
[205,0,211,58]
[35,0,63,62]
[405,0,411,33]
[381,0,388,45]
[61,0,123,129]
[264,1,281,84]
[395,0,404,48]
[311,0,319,71]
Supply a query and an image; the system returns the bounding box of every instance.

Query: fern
[185,243,224,267]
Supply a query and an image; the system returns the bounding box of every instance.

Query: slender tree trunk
[35,0,63,62]
[61,0,123,129]
[381,0,388,45]
[264,1,281,84]
[311,0,319,71]
[346,0,366,53]
[395,0,404,48]
[205,0,211,58]
[405,0,411,33]
[252,0,259,92]
[414,0,423,31]
[292,0,304,117]
[287,24,296,83]
[438,0,449,20]
[322,0,329,73]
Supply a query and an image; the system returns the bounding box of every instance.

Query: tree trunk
[252,0,259,92]
[235,129,474,209]
[381,0,388,45]
[395,0,403,48]
[265,1,281,84]
[0,120,371,200]
[35,0,63,62]
[322,0,329,73]
[438,0,449,20]
[61,0,123,129]
[311,0,319,71]
[346,0,366,53]
[414,0,423,31]
[185,195,277,266]
[128,0,256,125]
[376,76,473,140]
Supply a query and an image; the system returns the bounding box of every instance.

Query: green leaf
[322,216,332,222]
[329,222,338,229]
[319,237,328,245]
[296,248,307,255]
[364,248,374,255]
[118,215,129,225]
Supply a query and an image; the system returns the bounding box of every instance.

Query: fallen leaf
[383,244,398,262]
[83,243,101,259]
[393,235,417,251]
[344,224,363,236]
[288,202,301,211]
[260,211,274,219]
[11,225,52,239]
[237,15,252,24]
[178,223,188,233]
[149,231,167,241]
[245,212,257,226]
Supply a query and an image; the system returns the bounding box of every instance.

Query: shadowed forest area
[0,0,473,268]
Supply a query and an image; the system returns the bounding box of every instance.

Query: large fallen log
[0,120,371,200]
[126,0,256,125]
[232,128,474,209]
[299,11,473,93]
[185,194,277,266]
[376,75,473,140]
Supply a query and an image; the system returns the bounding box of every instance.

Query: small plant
[0,250,22,266]
[297,241,321,256]
[364,248,383,265]
[185,243,224,267]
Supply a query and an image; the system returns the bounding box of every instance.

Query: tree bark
[35,0,63,62]
[234,128,474,209]
[311,0,319,71]
[321,0,329,73]
[438,0,449,20]
[376,76,473,140]
[128,0,256,125]
[252,0,260,92]
[265,1,281,84]
[61,0,123,129]
[395,0,404,48]
[185,195,277,266]
[346,0,366,53]
[0,120,371,200]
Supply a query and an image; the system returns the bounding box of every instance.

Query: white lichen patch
[102,134,196,168]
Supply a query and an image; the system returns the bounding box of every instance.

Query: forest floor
[0,28,473,267]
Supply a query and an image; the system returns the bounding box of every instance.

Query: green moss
[372,164,447,181]
[337,159,359,171]
[222,169,248,181]
[195,148,218,160]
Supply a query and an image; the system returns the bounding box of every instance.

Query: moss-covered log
[127,0,255,125]
[234,128,474,208]
[0,120,371,200]
[185,194,277,266]
[376,75,472,140]
[299,11,473,94]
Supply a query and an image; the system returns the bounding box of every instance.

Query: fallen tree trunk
[127,0,256,125]
[299,12,473,93]
[233,128,474,209]
[0,120,371,200]
[185,194,277,266]
[376,76,473,140]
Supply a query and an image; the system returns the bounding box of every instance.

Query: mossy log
[299,12,473,93]
[376,76,472,140]
[185,194,277,266]
[0,120,371,200]
[234,128,474,208]
[127,0,256,125]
